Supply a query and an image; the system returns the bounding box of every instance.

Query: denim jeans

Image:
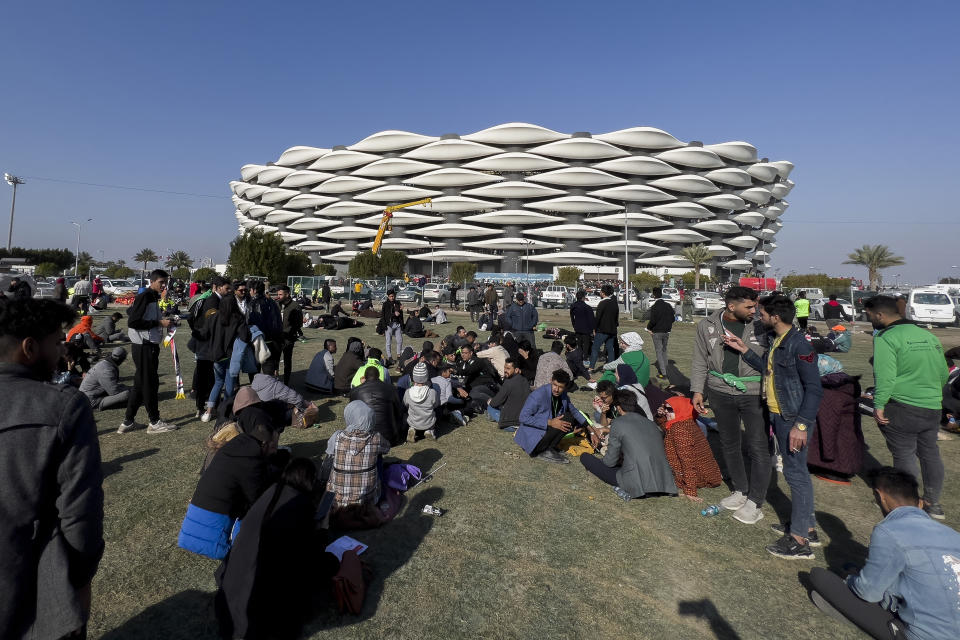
[772,412,815,538]
[651,332,670,375]
[207,359,235,409]
[880,400,945,504]
[487,406,501,423]
[385,323,403,360]
[590,332,617,368]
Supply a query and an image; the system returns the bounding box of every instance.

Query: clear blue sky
[2,0,957,283]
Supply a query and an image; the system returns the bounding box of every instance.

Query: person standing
[72,276,91,314]
[321,281,331,309]
[794,291,810,331]
[466,285,480,322]
[724,294,824,558]
[248,280,283,374]
[193,277,230,419]
[505,292,539,348]
[590,284,619,369]
[53,276,68,303]
[380,289,404,365]
[448,282,459,310]
[646,287,675,380]
[864,295,950,519]
[120,269,177,434]
[276,285,302,386]
[569,290,596,366]
[0,297,105,639]
[503,281,516,306]
[483,283,498,316]
[689,286,768,524]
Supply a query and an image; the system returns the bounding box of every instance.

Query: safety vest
[794,298,810,318]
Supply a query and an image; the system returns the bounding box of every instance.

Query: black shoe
[536,449,569,465]
[771,522,822,547]
[765,534,814,560]
[923,502,946,520]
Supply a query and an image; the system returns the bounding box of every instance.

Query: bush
[169,267,190,280]
[680,271,712,287]
[314,263,336,276]
[348,249,407,279]
[34,262,61,278]
[556,266,583,288]
[226,229,312,283]
[450,262,477,285]
[629,273,661,290]
[191,267,219,282]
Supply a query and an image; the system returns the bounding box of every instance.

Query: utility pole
[4,174,25,251]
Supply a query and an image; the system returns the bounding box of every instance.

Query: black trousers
[580,453,619,486]
[809,568,898,639]
[195,359,215,412]
[797,316,808,330]
[281,341,294,385]
[125,342,160,423]
[530,426,566,456]
[575,332,592,360]
[706,390,771,506]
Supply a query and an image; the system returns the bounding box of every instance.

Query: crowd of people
[2,274,959,639]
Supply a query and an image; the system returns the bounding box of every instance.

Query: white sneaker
[733,500,764,524]
[117,420,137,434]
[200,410,213,423]
[426,429,437,440]
[146,420,179,434]
[586,381,597,390]
[407,427,417,443]
[720,491,748,511]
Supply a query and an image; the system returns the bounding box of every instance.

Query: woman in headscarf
[657,396,722,502]
[517,339,539,384]
[326,401,391,513]
[599,331,650,386]
[333,337,365,394]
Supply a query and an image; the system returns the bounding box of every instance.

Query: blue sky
[2,1,957,283]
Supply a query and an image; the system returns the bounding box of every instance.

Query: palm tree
[165,250,193,270]
[681,244,712,291]
[843,244,905,290]
[134,249,158,280]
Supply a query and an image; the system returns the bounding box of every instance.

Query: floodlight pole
[70,218,93,275]
[4,174,25,251]
[624,213,631,314]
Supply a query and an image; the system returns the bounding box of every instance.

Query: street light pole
[70,218,93,275]
[4,174,25,251]
[623,212,631,314]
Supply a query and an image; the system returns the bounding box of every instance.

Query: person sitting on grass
[79,347,130,411]
[599,331,650,386]
[657,396,722,502]
[477,333,509,378]
[333,338,364,394]
[305,338,336,394]
[564,334,594,388]
[350,347,387,388]
[351,365,403,446]
[516,339,539,384]
[404,362,440,442]
[808,466,960,640]
[432,361,469,427]
[534,340,574,389]
[515,369,586,465]
[326,401,391,520]
[95,311,127,342]
[487,357,530,432]
[65,314,104,353]
[429,305,448,325]
[579,390,679,502]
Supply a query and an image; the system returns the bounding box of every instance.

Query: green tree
[781,273,854,297]
[76,251,94,277]
[134,249,159,278]
[314,263,336,276]
[555,266,584,287]
[34,262,60,277]
[450,262,477,286]
[680,244,712,291]
[348,249,407,279]
[170,267,191,281]
[680,270,713,287]
[226,229,311,283]
[192,267,220,282]
[629,272,661,290]
[378,249,407,278]
[0,247,76,271]
[165,250,193,270]
[105,264,135,278]
[842,244,905,290]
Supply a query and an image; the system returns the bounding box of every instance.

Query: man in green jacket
[865,296,950,519]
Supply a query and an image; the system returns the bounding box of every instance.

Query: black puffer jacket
[349,379,403,445]
[211,295,250,362]
[333,349,364,392]
[191,434,270,520]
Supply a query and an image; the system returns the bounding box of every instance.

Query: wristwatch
[795,423,808,432]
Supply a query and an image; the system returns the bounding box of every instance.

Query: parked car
[584,293,602,309]
[905,289,955,327]
[810,298,855,321]
[422,283,450,304]
[852,290,880,320]
[692,291,724,311]
[790,287,825,301]
[395,288,421,305]
[661,287,681,304]
[102,279,139,295]
[541,285,574,309]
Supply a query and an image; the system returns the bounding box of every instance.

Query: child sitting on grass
[404,362,439,442]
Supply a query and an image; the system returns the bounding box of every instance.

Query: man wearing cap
[380,289,404,364]
[80,347,131,411]
[505,292,539,349]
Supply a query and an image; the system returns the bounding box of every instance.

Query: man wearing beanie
[404,361,439,443]
[80,347,130,410]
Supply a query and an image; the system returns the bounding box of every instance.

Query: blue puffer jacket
[741,328,823,427]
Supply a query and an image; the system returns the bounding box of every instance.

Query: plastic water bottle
[949,416,957,428]
[700,505,721,516]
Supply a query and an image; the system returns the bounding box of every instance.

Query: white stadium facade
[230,123,793,279]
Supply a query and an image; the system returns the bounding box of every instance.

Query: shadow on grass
[817,510,869,572]
[666,359,691,394]
[99,588,218,640]
[678,599,743,640]
[103,448,160,478]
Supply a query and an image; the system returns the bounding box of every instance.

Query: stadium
[230,123,793,279]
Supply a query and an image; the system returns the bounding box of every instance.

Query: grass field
[85,308,960,640]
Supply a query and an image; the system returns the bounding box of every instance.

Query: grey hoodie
[404,384,439,431]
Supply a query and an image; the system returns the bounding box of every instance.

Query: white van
[792,287,825,300]
[905,289,956,327]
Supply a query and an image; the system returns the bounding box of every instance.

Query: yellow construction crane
[371,198,432,255]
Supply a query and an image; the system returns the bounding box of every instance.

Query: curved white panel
[312,176,386,194]
[592,156,681,176]
[528,138,630,160]
[635,254,695,267]
[240,164,269,181]
[322,250,360,262]
[770,161,795,179]
[402,139,502,161]
[720,259,753,269]
[462,122,568,145]
[316,201,385,217]
[524,224,620,239]
[253,224,278,233]
[462,181,565,199]
[462,152,566,172]
[278,170,336,188]
[284,194,340,210]
[286,217,342,230]
[739,187,772,205]
[318,226,380,239]
[247,204,273,218]
[405,168,503,188]
[703,141,758,163]
[236,199,255,213]
[278,231,307,242]
[706,244,735,257]
[638,229,710,243]
[256,166,297,185]
[582,240,668,252]
[732,212,766,226]
[647,175,720,194]
[525,196,624,213]
[407,196,504,213]
[242,185,270,200]
[594,127,684,149]
[414,249,503,261]
[587,212,673,228]
[358,238,433,249]
[587,185,676,203]
[697,194,747,210]
[655,147,724,169]
[725,235,761,249]
[292,240,342,251]
[770,181,794,199]
[462,210,565,225]
[347,130,439,152]
[263,209,303,224]
[691,220,741,234]
[746,163,779,183]
[356,211,443,226]
[763,205,785,219]
[704,168,753,187]
[356,185,443,203]
[276,146,329,167]
[526,167,627,187]
[464,238,563,250]
[411,223,502,238]
[353,158,440,177]
[308,150,382,171]
[525,252,618,265]
[643,202,714,219]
